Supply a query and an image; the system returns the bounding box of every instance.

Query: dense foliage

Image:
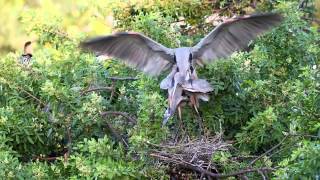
[0,0,319,179]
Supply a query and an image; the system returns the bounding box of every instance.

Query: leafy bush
[0,0,319,179]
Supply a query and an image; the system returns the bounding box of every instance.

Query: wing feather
[192,13,283,64]
[81,32,174,76]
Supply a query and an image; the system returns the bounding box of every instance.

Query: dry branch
[250,133,319,166]
[106,76,138,81]
[103,120,129,148]
[250,135,288,165]
[100,111,137,124]
[18,86,46,107]
[80,86,113,95]
[149,135,230,175]
[150,153,275,179]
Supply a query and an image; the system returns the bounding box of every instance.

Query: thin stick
[81,87,113,95]
[18,87,47,107]
[103,120,129,148]
[250,135,288,165]
[100,111,137,124]
[106,76,138,81]
[109,81,116,101]
[151,153,275,178]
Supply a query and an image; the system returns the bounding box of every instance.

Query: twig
[64,115,73,162]
[33,150,71,162]
[18,87,46,107]
[106,76,138,81]
[290,133,320,139]
[200,159,213,179]
[250,133,319,166]
[33,156,59,161]
[185,165,275,178]
[257,170,267,180]
[109,81,116,101]
[298,0,309,9]
[152,153,276,178]
[302,17,320,24]
[103,120,129,148]
[239,175,249,180]
[45,29,72,41]
[100,111,137,124]
[80,87,113,95]
[146,138,230,150]
[250,135,288,166]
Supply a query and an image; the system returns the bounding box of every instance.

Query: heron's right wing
[192,13,283,65]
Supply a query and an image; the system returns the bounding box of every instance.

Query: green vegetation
[0,0,319,179]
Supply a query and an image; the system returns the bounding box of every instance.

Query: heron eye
[189,53,192,63]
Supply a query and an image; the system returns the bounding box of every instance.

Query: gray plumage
[192,13,283,65]
[20,41,32,65]
[81,13,283,125]
[81,32,174,76]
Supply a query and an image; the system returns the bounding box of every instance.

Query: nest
[149,134,231,174]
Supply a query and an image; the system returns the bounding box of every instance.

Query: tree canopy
[0,0,319,179]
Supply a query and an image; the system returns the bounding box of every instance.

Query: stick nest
[149,134,231,169]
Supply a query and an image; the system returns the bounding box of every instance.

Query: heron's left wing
[81,32,175,76]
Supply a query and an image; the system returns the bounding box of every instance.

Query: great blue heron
[20,41,32,65]
[81,13,283,126]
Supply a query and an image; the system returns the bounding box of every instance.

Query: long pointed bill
[162,108,172,127]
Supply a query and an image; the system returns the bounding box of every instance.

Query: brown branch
[250,135,288,166]
[109,81,116,101]
[33,149,71,162]
[151,153,275,178]
[64,116,72,162]
[80,87,113,95]
[257,170,267,180]
[103,120,129,148]
[18,87,47,107]
[106,76,138,81]
[250,133,319,166]
[302,17,320,24]
[33,156,59,161]
[290,133,320,139]
[45,29,72,40]
[100,111,137,124]
[181,164,275,178]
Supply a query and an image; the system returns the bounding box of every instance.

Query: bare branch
[106,76,139,81]
[103,120,129,148]
[250,135,288,166]
[18,87,47,107]
[100,111,137,124]
[302,17,320,24]
[250,133,319,166]
[152,152,275,178]
[80,87,113,95]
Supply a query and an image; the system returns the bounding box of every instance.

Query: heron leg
[174,106,185,143]
[193,104,204,137]
[190,94,204,137]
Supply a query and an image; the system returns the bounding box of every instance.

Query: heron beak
[172,84,177,98]
[162,108,171,127]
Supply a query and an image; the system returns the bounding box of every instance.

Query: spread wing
[192,13,283,65]
[81,32,175,76]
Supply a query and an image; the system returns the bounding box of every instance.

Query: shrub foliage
[0,0,319,179]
